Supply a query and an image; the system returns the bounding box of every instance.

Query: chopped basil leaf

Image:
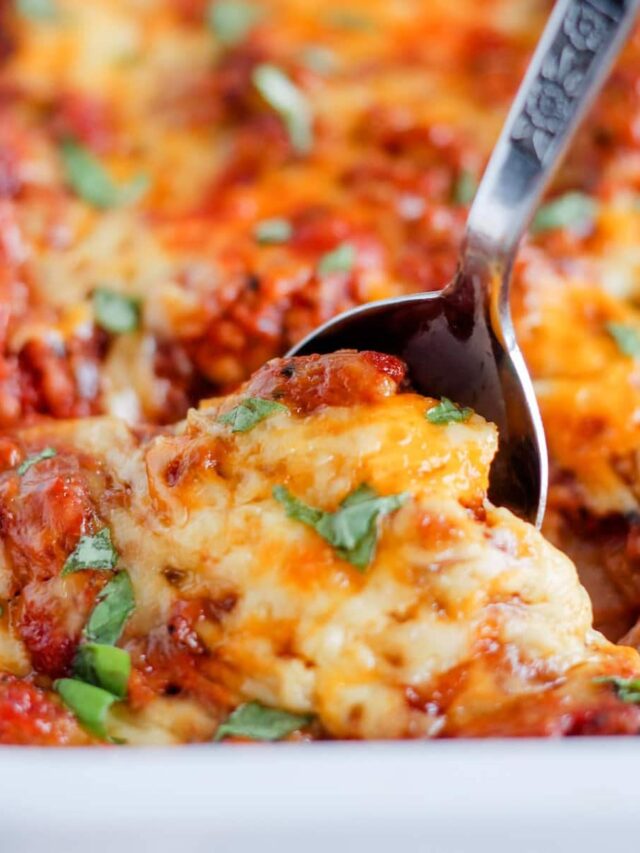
[453,170,477,206]
[531,191,597,234]
[65,572,133,729]
[218,397,288,433]
[207,0,260,45]
[214,701,312,741]
[83,571,135,646]
[93,288,140,334]
[252,64,313,155]
[73,643,130,699]
[62,527,119,575]
[273,486,323,527]
[16,0,57,20]
[60,139,149,209]
[54,678,119,740]
[301,45,337,74]
[316,484,408,568]
[254,217,292,245]
[273,483,408,570]
[606,322,640,358]
[595,675,640,703]
[16,447,56,476]
[317,242,355,276]
[426,397,473,425]
[324,9,372,30]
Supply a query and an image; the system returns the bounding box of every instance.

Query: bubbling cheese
[5,353,640,742]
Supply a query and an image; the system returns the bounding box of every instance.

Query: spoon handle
[465,0,639,262]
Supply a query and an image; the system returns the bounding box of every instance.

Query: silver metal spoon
[289,0,640,526]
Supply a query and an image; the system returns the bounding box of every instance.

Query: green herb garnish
[93,288,140,334]
[253,217,292,245]
[62,527,119,576]
[453,170,478,206]
[214,701,312,742]
[58,570,134,740]
[73,643,130,699]
[60,139,149,209]
[252,64,313,155]
[317,242,355,276]
[426,397,473,425]
[531,191,597,234]
[63,571,134,737]
[218,397,288,433]
[207,0,261,45]
[273,483,408,570]
[16,447,56,476]
[54,678,120,740]
[300,45,337,74]
[595,676,640,703]
[324,9,372,30]
[606,322,640,358]
[16,0,57,20]
[83,571,135,646]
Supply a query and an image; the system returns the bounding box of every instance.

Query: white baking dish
[1,739,637,852]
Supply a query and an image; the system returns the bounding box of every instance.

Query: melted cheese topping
[5,358,640,742]
[0,0,545,422]
[4,0,640,740]
[512,254,640,640]
[515,264,640,515]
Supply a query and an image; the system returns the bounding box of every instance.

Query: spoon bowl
[290,260,546,524]
[289,0,640,525]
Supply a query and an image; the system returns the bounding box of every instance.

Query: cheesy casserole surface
[3,0,640,743]
[3,350,640,744]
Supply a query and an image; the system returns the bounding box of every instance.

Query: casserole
[4,0,640,747]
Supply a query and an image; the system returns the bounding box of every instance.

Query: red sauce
[0,674,92,745]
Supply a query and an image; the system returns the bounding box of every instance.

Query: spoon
[289,0,640,526]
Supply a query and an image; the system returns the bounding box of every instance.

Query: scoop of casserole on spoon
[290,0,640,526]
